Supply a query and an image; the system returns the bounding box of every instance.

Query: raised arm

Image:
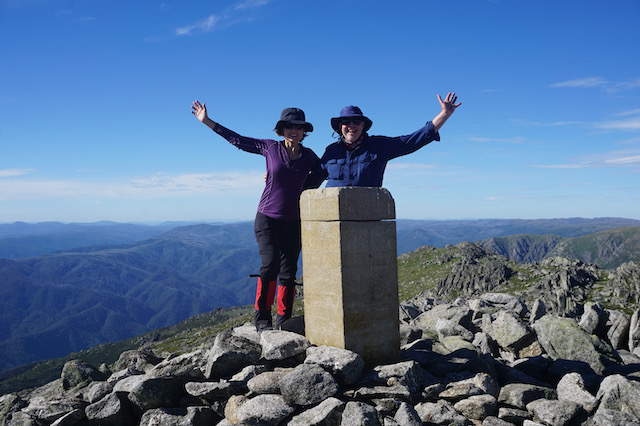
[432,92,461,132]
[191,100,216,130]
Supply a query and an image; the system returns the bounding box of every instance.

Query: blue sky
[1,0,639,223]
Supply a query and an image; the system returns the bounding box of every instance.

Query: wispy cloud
[0,171,265,201]
[551,77,609,88]
[467,136,526,144]
[595,115,640,131]
[531,149,640,170]
[603,155,640,165]
[0,169,32,178]
[233,0,270,11]
[56,10,96,23]
[510,119,584,127]
[514,110,640,133]
[176,15,221,36]
[175,0,271,36]
[551,77,640,92]
[531,164,588,169]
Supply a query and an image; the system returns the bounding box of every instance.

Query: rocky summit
[3,289,640,426]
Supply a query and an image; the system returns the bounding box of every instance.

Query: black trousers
[253,212,300,327]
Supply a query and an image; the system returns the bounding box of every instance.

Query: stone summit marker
[300,187,400,366]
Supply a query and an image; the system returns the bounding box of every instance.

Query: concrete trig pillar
[300,187,400,366]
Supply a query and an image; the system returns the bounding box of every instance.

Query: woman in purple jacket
[191,100,319,330]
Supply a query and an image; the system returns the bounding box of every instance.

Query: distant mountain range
[1,217,639,373]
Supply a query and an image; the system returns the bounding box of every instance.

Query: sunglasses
[283,123,305,130]
[340,119,363,126]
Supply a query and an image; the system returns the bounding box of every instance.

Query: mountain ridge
[1,218,639,375]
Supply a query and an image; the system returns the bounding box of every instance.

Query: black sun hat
[274,108,313,132]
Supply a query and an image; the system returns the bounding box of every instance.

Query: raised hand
[191,100,209,123]
[437,92,461,115]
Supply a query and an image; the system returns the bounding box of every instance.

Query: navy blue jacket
[307,122,440,188]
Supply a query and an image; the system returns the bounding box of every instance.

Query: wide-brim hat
[330,105,373,133]
[274,107,313,132]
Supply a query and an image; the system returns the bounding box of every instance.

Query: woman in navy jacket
[307,92,461,188]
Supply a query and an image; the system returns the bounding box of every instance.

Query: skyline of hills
[1,217,639,374]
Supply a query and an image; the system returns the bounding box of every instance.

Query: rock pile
[2,292,640,425]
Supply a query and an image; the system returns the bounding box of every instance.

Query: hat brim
[331,116,373,133]
[275,120,313,132]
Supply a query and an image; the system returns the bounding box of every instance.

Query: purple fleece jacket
[212,123,318,221]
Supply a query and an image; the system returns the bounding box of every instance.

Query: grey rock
[352,385,412,402]
[411,303,472,334]
[112,374,146,393]
[304,345,365,386]
[556,372,598,413]
[440,335,477,353]
[629,309,640,352]
[286,397,345,425]
[22,396,86,423]
[61,360,105,391]
[473,332,499,356]
[138,406,218,426]
[414,400,471,425]
[435,318,474,341]
[399,301,422,322]
[107,366,144,385]
[529,298,547,323]
[112,350,162,373]
[525,398,582,426]
[84,381,113,404]
[260,329,310,361]
[346,385,412,401]
[85,392,136,425]
[399,323,422,346]
[3,411,42,425]
[497,383,556,409]
[606,309,631,350]
[453,394,498,421]
[483,311,533,353]
[232,323,261,344]
[522,420,547,426]
[185,380,244,402]
[12,290,640,426]
[481,293,521,306]
[236,394,295,425]
[223,394,247,424]
[439,382,484,401]
[586,408,640,425]
[126,376,187,413]
[498,406,532,424]
[617,349,640,365]
[279,364,339,406]
[482,416,515,426]
[533,314,619,374]
[247,370,290,394]
[595,374,640,421]
[229,364,268,383]
[579,302,609,337]
[148,350,205,379]
[393,402,421,426]
[204,329,261,380]
[49,409,85,426]
[373,360,422,395]
[0,393,27,419]
[340,401,380,426]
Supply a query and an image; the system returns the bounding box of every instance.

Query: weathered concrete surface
[300,187,400,366]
